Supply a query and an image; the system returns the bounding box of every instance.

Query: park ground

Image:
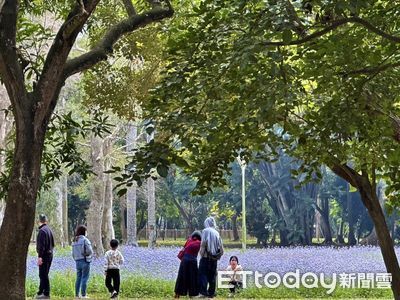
[25,242,396,299]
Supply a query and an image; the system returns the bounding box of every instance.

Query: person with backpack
[72,225,93,299]
[199,216,224,298]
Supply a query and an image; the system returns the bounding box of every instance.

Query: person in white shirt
[226,256,243,294]
[104,239,124,299]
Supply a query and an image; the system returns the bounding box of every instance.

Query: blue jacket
[72,235,93,262]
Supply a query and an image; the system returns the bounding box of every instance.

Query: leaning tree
[137,0,400,298]
[0,0,173,298]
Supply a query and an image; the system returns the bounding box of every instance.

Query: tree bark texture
[126,123,138,246]
[87,134,105,256]
[332,164,400,299]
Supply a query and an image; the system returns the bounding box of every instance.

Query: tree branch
[63,4,174,78]
[264,17,400,46]
[284,0,306,37]
[121,0,136,16]
[33,0,101,133]
[37,0,98,90]
[0,0,28,122]
[330,163,359,188]
[343,61,400,76]
[146,0,162,9]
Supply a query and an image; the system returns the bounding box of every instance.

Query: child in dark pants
[104,239,124,299]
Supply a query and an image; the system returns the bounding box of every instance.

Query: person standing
[104,239,124,299]
[199,216,224,298]
[72,225,93,299]
[174,231,202,298]
[36,214,55,300]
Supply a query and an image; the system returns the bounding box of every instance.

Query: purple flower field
[26,246,396,281]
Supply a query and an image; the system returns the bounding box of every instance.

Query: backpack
[208,248,223,261]
[206,237,223,261]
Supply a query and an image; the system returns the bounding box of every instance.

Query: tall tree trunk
[304,210,313,245]
[53,178,65,246]
[279,229,289,246]
[120,195,127,242]
[146,132,157,248]
[336,219,345,244]
[87,135,105,257]
[315,197,333,244]
[347,183,357,245]
[147,177,157,248]
[102,138,114,248]
[232,213,240,241]
[62,175,69,245]
[0,99,45,299]
[315,197,321,242]
[361,182,385,245]
[0,83,11,227]
[126,123,138,246]
[332,164,400,299]
[361,227,378,245]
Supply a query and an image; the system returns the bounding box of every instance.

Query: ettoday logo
[217,270,392,294]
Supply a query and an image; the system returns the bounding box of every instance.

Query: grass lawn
[25,273,393,299]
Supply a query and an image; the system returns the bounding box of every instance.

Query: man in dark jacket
[36,214,55,299]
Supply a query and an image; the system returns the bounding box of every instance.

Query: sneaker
[36,295,50,299]
[110,291,118,299]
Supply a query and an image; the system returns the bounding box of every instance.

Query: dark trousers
[105,269,120,294]
[174,255,199,296]
[38,254,53,296]
[229,281,242,293]
[199,257,218,298]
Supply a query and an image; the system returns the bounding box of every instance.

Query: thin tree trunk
[87,134,105,257]
[53,178,65,246]
[120,195,127,242]
[0,83,11,227]
[62,175,69,245]
[315,196,321,242]
[146,131,157,248]
[361,227,378,245]
[315,198,333,244]
[126,123,138,246]
[232,213,240,241]
[147,177,156,248]
[102,138,114,248]
[347,183,357,246]
[336,219,345,244]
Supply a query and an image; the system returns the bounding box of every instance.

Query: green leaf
[157,165,169,177]
[117,188,127,197]
[282,29,292,45]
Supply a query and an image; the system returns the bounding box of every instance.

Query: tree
[0,0,173,297]
[126,123,139,245]
[142,1,400,298]
[146,131,157,247]
[0,83,11,227]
